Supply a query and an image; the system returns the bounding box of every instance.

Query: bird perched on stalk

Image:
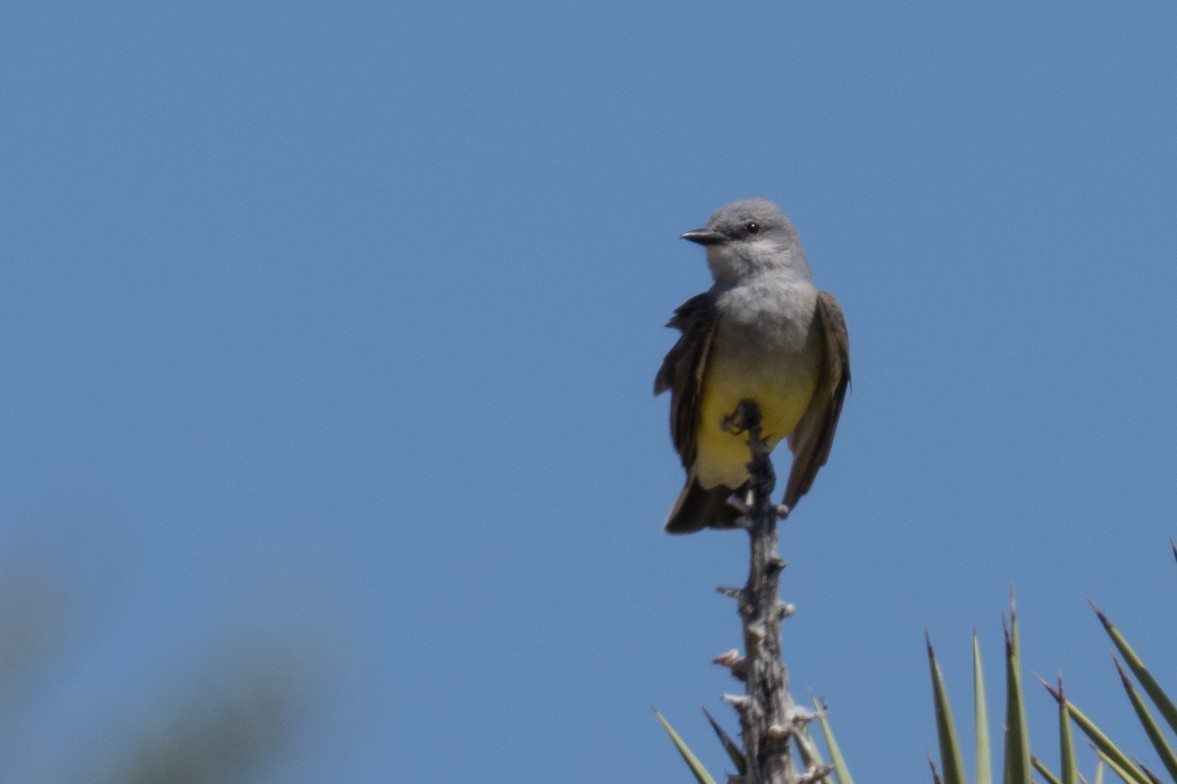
[655,198,850,534]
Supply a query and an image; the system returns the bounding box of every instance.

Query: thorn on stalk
[766,724,791,741]
[713,649,743,666]
[796,764,835,783]
[713,649,747,681]
[764,723,793,758]
[786,705,818,725]
[721,693,752,712]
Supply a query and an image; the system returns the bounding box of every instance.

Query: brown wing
[784,291,850,509]
[654,293,716,470]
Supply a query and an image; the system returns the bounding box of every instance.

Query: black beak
[681,228,726,246]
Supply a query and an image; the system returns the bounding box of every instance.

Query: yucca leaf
[1040,687,1148,784]
[927,751,945,784]
[1032,755,1062,784]
[793,717,827,774]
[702,707,746,776]
[973,631,992,784]
[815,699,855,784]
[1089,743,1139,784]
[1055,677,1077,784]
[1136,761,1163,784]
[1108,656,1177,780]
[927,633,968,784]
[1002,600,1032,784]
[654,708,718,784]
[1091,600,1177,739]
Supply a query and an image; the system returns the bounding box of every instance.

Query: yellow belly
[694,358,818,489]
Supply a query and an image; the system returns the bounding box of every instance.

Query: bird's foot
[726,490,756,529]
[725,491,750,516]
[722,400,762,436]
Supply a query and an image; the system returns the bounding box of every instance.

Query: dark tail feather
[664,478,749,534]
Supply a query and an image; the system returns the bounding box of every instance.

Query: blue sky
[3,1,1177,782]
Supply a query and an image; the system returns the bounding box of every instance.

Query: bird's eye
[745,221,760,235]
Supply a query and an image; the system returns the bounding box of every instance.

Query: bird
[655,198,850,534]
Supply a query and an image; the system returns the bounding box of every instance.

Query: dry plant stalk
[716,401,829,784]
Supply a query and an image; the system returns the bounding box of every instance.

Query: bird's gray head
[682,198,811,285]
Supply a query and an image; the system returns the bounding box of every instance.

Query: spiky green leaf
[702,707,745,776]
[972,632,992,784]
[654,708,718,784]
[815,699,855,784]
[1002,600,1032,784]
[1110,657,1177,781]
[928,751,945,784]
[1040,691,1149,784]
[1088,743,1139,784]
[927,633,968,784]
[1031,755,1062,784]
[1055,677,1077,784]
[1092,601,1177,740]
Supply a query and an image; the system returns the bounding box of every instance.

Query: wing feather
[654,293,716,470]
[784,291,850,509]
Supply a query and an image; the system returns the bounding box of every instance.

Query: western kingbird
[655,198,850,534]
